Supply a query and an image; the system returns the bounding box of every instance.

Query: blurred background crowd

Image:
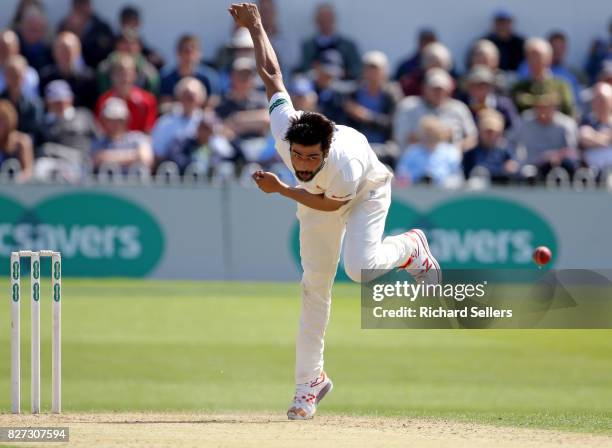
[0,0,611,187]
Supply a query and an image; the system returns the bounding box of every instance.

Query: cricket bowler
[228,3,441,420]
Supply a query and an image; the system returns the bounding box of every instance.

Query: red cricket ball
[533,246,552,266]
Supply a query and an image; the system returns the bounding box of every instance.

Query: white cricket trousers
[295,180,414,383]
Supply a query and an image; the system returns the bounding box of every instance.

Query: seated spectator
[463,109,519,182]
[0,55,43,142]
[15,3,53,72]
[0,98,33,181]
[394,68,477,151]
[160,34,220,108]
[311,50,349,123]
[399,42,453,97]
[92,97,153,172]
[584,18,611,84]
[58,0,114,69]
[95,54,157,133]
[289,76,318,112]
[97,31,160,96]
[394,28,437,82]
[152,77,206,162]
[38,80,97,168]
[510,88,578,177]
[118,5,164,70]
[297,3,361,79]
[344,51,398,144]
[0,30,39,98]
[517,31,584,110]
[216,57,269,158]
[459,65,518,131]
[579,83,612,171]
[214,27,255,77]
[167,112,236,174]
[481,8,524,72]
[511,38,575,117]
[466,39,510,93]
[39,31,98,110]
[395,115,461,186]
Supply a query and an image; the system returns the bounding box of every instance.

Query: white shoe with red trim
[287,372,333,420]
[398,229,442,284]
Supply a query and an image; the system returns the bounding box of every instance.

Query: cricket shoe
[287,371,333,420]
[399,229,442,284]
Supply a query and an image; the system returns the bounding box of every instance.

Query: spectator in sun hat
[344,51,399,144]
[92,96,153,172]
[481,7,525,72]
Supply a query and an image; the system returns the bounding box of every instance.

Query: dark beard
[294,159,326,182]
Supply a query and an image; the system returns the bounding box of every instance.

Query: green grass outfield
[0,279,611,433]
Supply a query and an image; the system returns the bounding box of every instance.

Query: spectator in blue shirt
[463,109,519,183]
[160,34,220,109]
[344,51,398,144]
[395,115,462,186]
[394,28,437,82]
[152,76,207,163]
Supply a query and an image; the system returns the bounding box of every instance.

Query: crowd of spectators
[1,0,611,186]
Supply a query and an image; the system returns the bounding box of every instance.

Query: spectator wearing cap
[58,0,114,69]
[167,112,236,174]
[160,34,221,109]
[118,5,164,70]
[463,109,518,182]
[289,76,318,112]
[394,68,477,152]
[0,99,33,182]
[95,54,157,133]
[459,65,518,131]
[395,115,462,186]
[309,50,348,123]
[511,38,575,117]
[585,19,611,84]
[399,42,454,97]
[509,87,578,177]
[215,57,269,160]
[96,30,160,96]
[0,30,40,99]
[579,82,612,171]
[14,3,53,72]
[92,97,153,172]
[466,39,510,93]
[344,51,399,144]
[0,54,43,143]
[517,31,584,109]
[39,80,98,164]
[297,3,361,79]
[39,31,98,110]
[394,28,437,82]
[481,8,525,72]
[152,77,207,163]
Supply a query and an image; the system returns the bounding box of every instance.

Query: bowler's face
[290,143,325,182]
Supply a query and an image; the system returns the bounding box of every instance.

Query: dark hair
[548,30,566,42]
[284,112,335,155]
[120,5,140,24]
[177,34,200,52]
